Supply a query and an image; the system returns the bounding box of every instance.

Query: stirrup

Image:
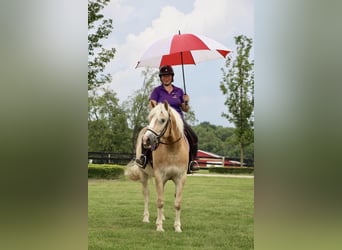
[190,161,200,171]
[187,161,200,174]
[135,154,147,168]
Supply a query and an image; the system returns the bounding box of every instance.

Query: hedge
[88,164,125,179]
[208,167,254,174]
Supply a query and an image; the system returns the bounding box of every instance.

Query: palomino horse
[125,101,189,232]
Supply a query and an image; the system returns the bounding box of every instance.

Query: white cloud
[190,0,253,39]
[107,68,141,99]
[103,0,134,25]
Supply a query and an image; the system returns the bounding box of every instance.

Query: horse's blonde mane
[149,103,184,136]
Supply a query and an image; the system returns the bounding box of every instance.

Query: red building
[196,149,241,167]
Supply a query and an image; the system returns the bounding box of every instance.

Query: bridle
[146,111,183,150]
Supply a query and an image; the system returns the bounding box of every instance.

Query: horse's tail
[125,161,143,182]
[126,127,149,182]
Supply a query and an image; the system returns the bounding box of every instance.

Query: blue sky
[101,0,253,126]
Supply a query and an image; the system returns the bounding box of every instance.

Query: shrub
[208,167,254,174]
[88,164,125,179]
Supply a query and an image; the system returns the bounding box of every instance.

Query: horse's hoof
[156,226,164,232]
[174,225,182,233]
[143,213,150,223]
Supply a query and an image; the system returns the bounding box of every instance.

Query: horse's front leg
[142,177,149,223]
[174,175,186,232]
[155,175,165,232]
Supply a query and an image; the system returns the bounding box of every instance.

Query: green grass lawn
[88,176,254,250]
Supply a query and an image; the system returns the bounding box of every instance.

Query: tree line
[88,0,254,163]
[88,85,254,160]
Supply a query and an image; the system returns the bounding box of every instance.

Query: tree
[220,35,254,166]
[88,0,115,90]
[184,108,198,126]
[193,122,236,157]
[123,68,159,153]
[88,88,131,152]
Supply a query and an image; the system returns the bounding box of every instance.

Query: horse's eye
[160,118,165,123]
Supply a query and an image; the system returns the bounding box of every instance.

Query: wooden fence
[88,152,134,165]
[88,152,254,167]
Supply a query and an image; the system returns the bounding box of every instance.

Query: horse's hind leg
[141,174,150,223]
[174,175,186,232]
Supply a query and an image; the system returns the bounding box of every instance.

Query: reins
[159,136,183,145]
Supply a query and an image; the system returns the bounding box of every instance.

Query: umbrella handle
[180,52,187,94]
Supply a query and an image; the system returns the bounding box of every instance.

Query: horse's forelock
[148,103,184,135]
[149,103,163,120]
[149,103,167,119]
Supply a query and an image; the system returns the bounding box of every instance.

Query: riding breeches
[183,122,198,161]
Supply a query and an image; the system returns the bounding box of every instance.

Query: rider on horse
[136,65,200,174]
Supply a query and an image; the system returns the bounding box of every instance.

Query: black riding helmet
[159,65,174,83]
[159,65,174,77]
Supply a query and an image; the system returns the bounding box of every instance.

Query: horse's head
[143,101,184,150]
[142,101,171,149]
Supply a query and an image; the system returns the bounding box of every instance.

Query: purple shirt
[150,84,185,119]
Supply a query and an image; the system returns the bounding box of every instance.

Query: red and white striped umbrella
[136,32,231,93]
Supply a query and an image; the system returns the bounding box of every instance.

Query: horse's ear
[163,100,169,110]
[150,100,156,108]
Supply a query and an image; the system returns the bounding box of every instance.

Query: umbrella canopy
[136,33,231,67]
[136,32,231,93]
